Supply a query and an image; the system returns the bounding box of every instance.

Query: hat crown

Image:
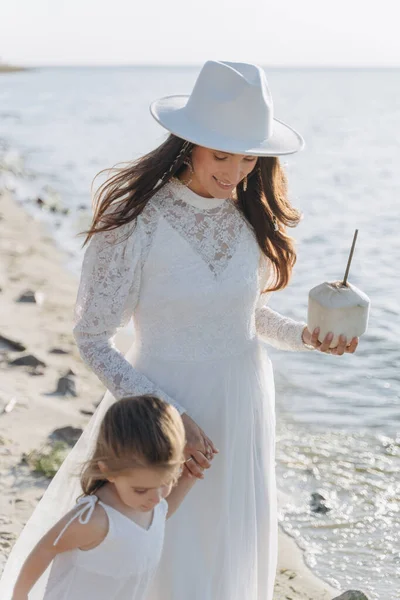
[185,61,273,144]
[149,59,304,156]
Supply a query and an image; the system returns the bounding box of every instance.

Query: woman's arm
[12,505,107,599]
[73,217,186,414]
[255,304,311,352]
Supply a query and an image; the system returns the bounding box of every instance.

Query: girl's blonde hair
[80,395,186,495]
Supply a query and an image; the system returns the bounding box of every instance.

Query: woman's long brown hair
[85,135,301,292]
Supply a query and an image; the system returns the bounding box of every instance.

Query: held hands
[180,413,219,479]
[302,326,359,356]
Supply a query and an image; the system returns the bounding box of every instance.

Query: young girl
[11,395,196,600]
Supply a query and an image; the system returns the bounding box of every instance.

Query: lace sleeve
[255,305,309,351]
[255,255,311,352]
[73,217,186,414]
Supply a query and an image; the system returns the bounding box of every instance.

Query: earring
[183,157,194,187]
[242,176,248,192]
[272,215,279,231]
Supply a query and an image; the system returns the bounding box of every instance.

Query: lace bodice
[73,180,309,414]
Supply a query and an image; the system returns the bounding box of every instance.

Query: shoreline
[0,189,339,599]
[0,65,28,73]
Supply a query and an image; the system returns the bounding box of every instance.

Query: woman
[0,60,358,600]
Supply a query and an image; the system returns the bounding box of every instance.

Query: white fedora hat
[150,60,305,156]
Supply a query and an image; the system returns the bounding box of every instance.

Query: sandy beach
[0,188,340,599]
[0,65,27,73]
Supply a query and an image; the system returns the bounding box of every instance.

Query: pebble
[16,290,45,305]
[9,354,46,368]
[53,374,77,397]
[310,492,331,514]
[0,334,26,352]
[50,426,83,446]
[332,591,370,600]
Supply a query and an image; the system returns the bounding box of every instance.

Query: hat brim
[150,95,305,156]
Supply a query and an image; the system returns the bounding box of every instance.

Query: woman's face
[186,146,258,199]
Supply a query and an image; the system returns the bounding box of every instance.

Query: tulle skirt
[0,338,278,600]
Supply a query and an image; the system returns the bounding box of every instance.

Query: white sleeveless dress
[0,179,310,600]
[43,495,168,600]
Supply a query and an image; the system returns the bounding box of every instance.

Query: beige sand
[0,189,339,598]
[0,65,27,73]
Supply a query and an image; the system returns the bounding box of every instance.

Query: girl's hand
[302,327,359,356]
[180,413,219,479]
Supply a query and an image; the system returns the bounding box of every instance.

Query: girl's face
[185,146,258,199]
[108,466,180,512]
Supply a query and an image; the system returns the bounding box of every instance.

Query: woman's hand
[302,327,359,356]
[181,413,219,479]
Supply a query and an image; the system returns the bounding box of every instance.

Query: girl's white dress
[43,495,168,600]
[0,180,310,600]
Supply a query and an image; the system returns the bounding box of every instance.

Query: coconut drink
[307,230,371,348]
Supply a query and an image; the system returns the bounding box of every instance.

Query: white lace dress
[0,180,310,600]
